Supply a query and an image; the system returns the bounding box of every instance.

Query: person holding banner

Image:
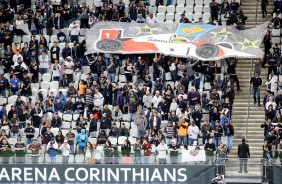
[59,139,71,164]
[14,138,26,163]
[47,137,58,163]
[157,139,168,164]
[168,140,180,164]
[28,138,42,164]
[0,139,12,164]
[143,139,152,164]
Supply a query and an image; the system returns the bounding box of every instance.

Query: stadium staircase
[224,0,273,183]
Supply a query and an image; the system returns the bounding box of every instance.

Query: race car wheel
[96,39,123,52]
[195,44,219,59]
[217,42,233,49]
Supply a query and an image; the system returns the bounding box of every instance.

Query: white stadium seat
[185,13,194,21]
[203,6,210,13]
[156,13,165,22]
[49,81,59,90]
[149,6,157,14]
[40,81,50,89]
[186,0,194,6]
[158,6,167,13]
[49,89,58,96]
[193,13,202,22]
[63,114,73,122]
[194,6,203,13]
[177,0,186,5]
[166,13,175,22]
[203,13,211,23]
[42,73,52,82]
[166,5,175,13]
[185,6,194,13]
[195,0,204,6]
[176,5,185,14]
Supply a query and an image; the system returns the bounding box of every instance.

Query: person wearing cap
[47,137,59,163]
[168,140,180,164]
[59,139,71,164]
[14,138,26,163]
[28,138,42,163]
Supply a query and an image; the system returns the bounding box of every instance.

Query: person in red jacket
[142,139,151,164]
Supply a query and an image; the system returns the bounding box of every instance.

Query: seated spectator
[97,130,108,144]
[146,13,158,25]
[119,13,131,22]
[180,13,189,23]
[56,130,65,147]
[136,14,145,23]
[119,123,129,137]
[109,123,119,137]
[75,114,87,133]
[51,113,62,128]
[57,29,67,43]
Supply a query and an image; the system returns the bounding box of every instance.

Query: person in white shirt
[64,56,74,80]
[94,88,104,110]
[12,50,23,63]
[152,91,162,109]
[146,13,158,25]
[50,59,61,81]
[143,90,152,109]
[188,121,200,145]
[169,98,178,112]
[157,139,168,164]
[38,51,49,75]
[69,20,80,43]
[265,96,277,110]
[59,139,70,164]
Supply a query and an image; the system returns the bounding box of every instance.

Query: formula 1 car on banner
[94,29,255,61]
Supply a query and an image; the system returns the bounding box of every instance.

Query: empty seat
[166,5,175,13]
[166,13,175,22]
[59,43,65,49]
[49,81,59,90]
[49,89,58,96]
[109,137,118,145]
[63,114,73,122]
[40,81,50,89]
[0,97,7,105]
[22,35,31,43]
[185,13,194,21]
[31,83,40,90]
[118,136,127,145]
[50,128,59,136]
[156,13,165,22]
[194,6,203,13]
[50,35,57,43]
[177,0,186,5]
[158,6,166,13]
[14,36,22,44]
[193,13,202,22]
[8,95,18,104]
[203,5,210,13]
[165,72,172,81]
[61,121,71,129]
[203,13,211,23]
[150,0,156,6]
[149,6,157,14]
[118,75,127,83]
[82,66,90,74]
[186,0,194,6]
[195,0,204,6]
[176,5,185,13]
[42,73,51,82]
[80,28,87,36]
[185,6,194,13]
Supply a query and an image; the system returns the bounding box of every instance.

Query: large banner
[85,22,268,61]
[0,164,215,183]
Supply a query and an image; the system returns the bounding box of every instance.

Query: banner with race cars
[85,22,268,61]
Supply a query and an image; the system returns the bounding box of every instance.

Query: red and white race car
[94,29,255,60]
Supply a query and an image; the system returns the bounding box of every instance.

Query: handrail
[245,59,253,140]
[255,0,259,27]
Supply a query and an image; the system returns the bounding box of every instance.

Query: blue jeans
[115,59,122,67]
[188,138,196,145]
[26,138,32,145]
[226,136,233,150]
[252,87,260,104]
[143,156,150,164]
[48,157,56,163]
[214,136,221,147]
[167,0,172,5]
[0,89,6,97]
[210,121,216,130]
[178,136,187,145]
[107,73,116,82]
[39,68,47,75]
[19,121,26,129]
[128,113,136,122]
[137,129,145,138]
[74,109,83,114]
[134,156,142,164]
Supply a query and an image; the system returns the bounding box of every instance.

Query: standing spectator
[250,72,263,106]
[204,138,216,164]
[177,118,189,145]
[54,13,64,29]
[143,139,152,164]
[70,0,80,20]
[134,138,143,164]
[50,42,60,64]
[24,122,35,145]
[164,121,175,145]
[69,20,80,43]
[59,139,70,163]
[85,142,94,164]
[149,111,161,134]
[224,121,234,151]
[128,97,138,122]
[47,137,58,163]
[28,138,41,163]
[38,51,49,75]
[10,113,19,138]
[50,59,61,81]
[76,129,88,154]
[214,120,224,147]
[168,140,180,164]
[117,0,125,18]
[0,74,7,97]
[210,0,219,22]
[0,139,12,163]
[188,121,199,145]
[202,120,212,144]
[43,128,55,145]
[66,128,75,153]
[157,139,168,164]
[89,114,98,138]
[135,112,148,138]
[187,87,200,111]
[30,102,43,128]
[80,2,90,28]
[121,140,131,164]
[267,48,278,75]
[14,138,26,163]
[62,3,71,27]
[261,0,268,18]
[238,138,250,173]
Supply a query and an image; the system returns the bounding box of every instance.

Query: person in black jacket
[50,41,60,63]
[73,97,84,114]
[214,120,224,147]
[224,121,234,151]
[238,138,250,173]
[51,113,62,128]
[250,72,263,106]
[100,113,112,131]
[89,114,97,137]
[149,111,161,134]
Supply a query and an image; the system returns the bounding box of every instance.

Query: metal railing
[255,0,259,27]
[245,59,254,140]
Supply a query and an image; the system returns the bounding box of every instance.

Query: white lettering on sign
[11,168,22,181]
[48,168,60,181]
[89,168,100,181]
[0,168,10,181]
[178,168,187,182]
[24,168,33,181]
[108,168,119,181]
[120,168,131,182]
[35,168,46,181]
[150,169,163,181]
[76,168,88,181]
[65,168,75,181]
[132,168,144,181]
